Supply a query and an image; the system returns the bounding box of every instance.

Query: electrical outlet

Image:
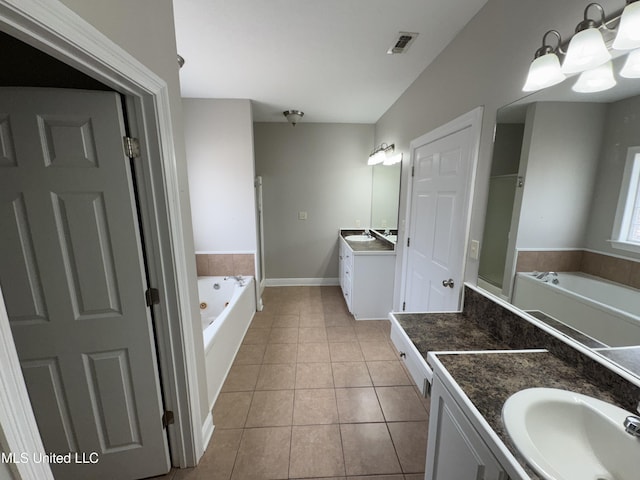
[469,239,480,260]
[355,219,361,227]
[298,211,307,220]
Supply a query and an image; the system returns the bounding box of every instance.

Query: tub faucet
[536,271,559,284]
[623,402,640,437]
[224,275,245,286]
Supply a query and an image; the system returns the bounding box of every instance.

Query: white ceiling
[172,0,487,124]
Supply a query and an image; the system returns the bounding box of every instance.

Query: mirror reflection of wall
[478,124,523,293]
[370,162,401,230]
[479,87,640,377]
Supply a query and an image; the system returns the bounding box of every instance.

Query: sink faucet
[536,271,559,284]
[624,402,640,437]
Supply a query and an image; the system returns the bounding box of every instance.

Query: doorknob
[442,278,454,288]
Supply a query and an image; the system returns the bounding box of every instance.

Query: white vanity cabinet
[389,314,431,395]
[426,373,511,480]
[339,237,395,320]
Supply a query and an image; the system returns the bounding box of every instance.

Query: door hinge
[407,237,410,247]
[411,165,415,177]
[162,410,174,429]
[145,288,160,307]
[123,136,141,158]
[402,301,406,311]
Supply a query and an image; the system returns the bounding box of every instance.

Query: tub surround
[196,253,255,277]
[394,285,640,479]
[515,249,640,290]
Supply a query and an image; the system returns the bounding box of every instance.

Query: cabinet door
[426,378,507,480]
[339,242,345,289]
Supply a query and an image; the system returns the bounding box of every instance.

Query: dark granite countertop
[393,312,511,357]
[433,351,624,480]
[340,229,395,252]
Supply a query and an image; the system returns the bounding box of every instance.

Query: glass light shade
[562,28,611,74]
[613,2,640,50]
[572,61,616,93]
[522,53,566,92]
[367,150,385,165]
[620,48,640,78]
[383,153,402,165]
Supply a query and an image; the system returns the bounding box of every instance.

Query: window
[611,146,640,253]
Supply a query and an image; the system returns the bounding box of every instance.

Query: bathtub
[198,276,256,410]
[513,272,640,347]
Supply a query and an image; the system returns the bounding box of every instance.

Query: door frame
[0,1,205,477]
[399,106,483,312]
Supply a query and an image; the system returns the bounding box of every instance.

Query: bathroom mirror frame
[478,50,640,382]
[370,161,402,231]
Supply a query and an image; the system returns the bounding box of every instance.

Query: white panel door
[0,87,170,479]
[404,126,472,311]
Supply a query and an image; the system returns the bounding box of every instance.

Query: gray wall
[586,95,640,261]
[254,123,374,282]
[183,99,257,253]
[373,0,622,307]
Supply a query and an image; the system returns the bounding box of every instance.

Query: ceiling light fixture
[368,143,395,166]
[523,1,640,93]
[283,110,304,126]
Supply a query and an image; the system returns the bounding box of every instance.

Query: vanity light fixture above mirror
[368,143,402,165]
[523,1,640,93]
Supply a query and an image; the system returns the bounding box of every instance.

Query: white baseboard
[201,412,214,453]
[265,277,340,287]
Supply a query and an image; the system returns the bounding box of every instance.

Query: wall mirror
[478,50,640,380]
[371,162,401,231]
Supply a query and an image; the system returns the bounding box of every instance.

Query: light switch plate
[298,211,307,220]
[469,239,480,260]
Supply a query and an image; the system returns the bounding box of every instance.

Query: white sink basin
[344,234,375,242]
[502,388,640,480]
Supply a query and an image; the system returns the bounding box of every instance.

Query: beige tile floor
[157,286,429,480]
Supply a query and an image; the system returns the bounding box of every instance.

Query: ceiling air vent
[387,32,418,55]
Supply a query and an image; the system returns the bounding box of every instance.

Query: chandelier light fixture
[523,1,640,93]
[283,110,304,126]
